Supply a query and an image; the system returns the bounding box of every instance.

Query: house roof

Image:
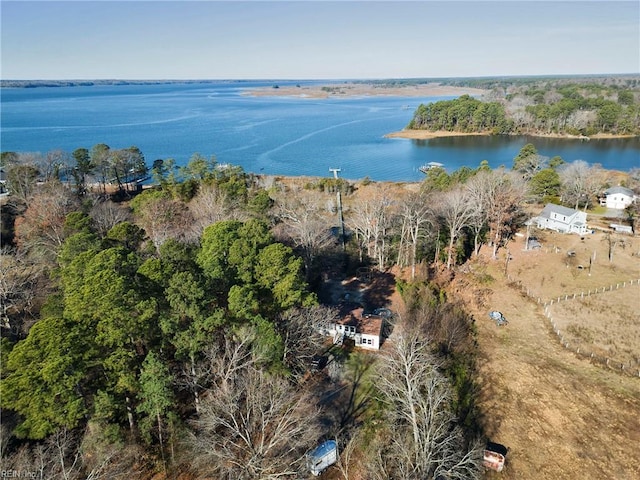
[336,307,383,337]
[359,315,383,336]
[539,203,579,219]
[604,186,634,197]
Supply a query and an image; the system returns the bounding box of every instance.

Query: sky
[1,0,638,80]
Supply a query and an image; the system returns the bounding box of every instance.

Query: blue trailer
[307,440,338,476]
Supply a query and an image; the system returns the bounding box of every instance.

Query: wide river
[1,81,638,181]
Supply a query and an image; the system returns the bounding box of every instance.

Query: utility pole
[330,168,345,251]
[504,248,511,276]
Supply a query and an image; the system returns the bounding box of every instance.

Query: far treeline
[406,76,640,136]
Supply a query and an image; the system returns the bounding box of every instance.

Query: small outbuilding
[610,223,633,234]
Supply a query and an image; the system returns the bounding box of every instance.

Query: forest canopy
[407,77,640,136]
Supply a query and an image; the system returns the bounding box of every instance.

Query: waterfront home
[328,307,383,350]
[534,203,590,235]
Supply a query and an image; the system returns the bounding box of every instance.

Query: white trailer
[307,440,338,476]
[483,441,508,472]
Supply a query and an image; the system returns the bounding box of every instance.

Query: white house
[600,186,636,210]
[328,307,383,350]
[535,203,590,235]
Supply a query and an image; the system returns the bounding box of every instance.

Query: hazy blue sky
[1,1,638,80]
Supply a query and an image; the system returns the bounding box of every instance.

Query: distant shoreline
[245,82,488,99]
[385,130,640,141]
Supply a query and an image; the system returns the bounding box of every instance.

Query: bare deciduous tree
[174,329,260,415]
[135,197,197,250]
[603,232,629,263]
[13,183,79,262]
[559,160,605,210]
[188,333,321,480]
[90,199,132,237]
[0,248,42,336]
[40,150,72,182]
[396,191,434,279]
[372,327,482,480]
[189,183,245,236]
[437,187,475,270]
[334,431,361,480]
[466,169,526,259]
[1,425,145,480]
[346,186,397,270]
[276,305,336,376]
[273,192,336,278]
[4,153,41,207]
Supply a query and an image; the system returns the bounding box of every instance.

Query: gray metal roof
[539,203,579,218]
[604,186,634,196]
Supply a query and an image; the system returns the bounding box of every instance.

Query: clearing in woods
[450,229,639,480]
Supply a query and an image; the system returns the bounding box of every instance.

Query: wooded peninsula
[252,75,640,139]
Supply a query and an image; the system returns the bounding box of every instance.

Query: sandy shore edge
[385,130,639,140]
[245,82,488,99]
[385,130,489,140]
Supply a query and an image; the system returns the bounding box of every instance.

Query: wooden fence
[505,275,640,378]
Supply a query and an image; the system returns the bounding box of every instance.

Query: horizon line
[3,73,640,83]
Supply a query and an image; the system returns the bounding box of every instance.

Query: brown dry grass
[550,288,640,368]
[451,229,640,480]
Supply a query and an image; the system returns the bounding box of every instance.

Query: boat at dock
[419,162,444,173]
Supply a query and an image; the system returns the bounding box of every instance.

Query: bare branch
[188,333,321,479]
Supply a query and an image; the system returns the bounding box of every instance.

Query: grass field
[450,229,640,480]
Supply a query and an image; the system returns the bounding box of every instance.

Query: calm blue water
[1,81,638,181]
